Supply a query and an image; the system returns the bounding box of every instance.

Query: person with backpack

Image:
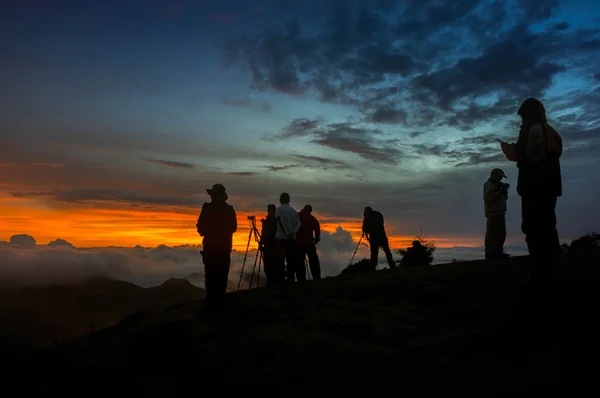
[196,183,237,309]
[296,204,322,280]
[362,207,397,270]
[500,97,563,283]
[275,193,302,283]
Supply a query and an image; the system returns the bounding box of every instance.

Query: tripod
[237,216,263,291]
[348,233,365,267]
[304,255,312,280]
[348,233,380,270]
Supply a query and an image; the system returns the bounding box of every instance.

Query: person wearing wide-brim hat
[196,183,237,310]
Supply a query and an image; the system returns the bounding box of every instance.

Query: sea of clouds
[0,230,528,289]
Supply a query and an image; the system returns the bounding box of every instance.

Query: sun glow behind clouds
[0,196,473,250]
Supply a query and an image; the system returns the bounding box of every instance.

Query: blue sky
[1,0,600,248]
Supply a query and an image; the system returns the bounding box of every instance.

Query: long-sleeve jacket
[196,200,237,253]
[502,122,563,197]
[362,210,387,241]
[275,204,301,240]
[296,209,321,245]
[483,179,507,216]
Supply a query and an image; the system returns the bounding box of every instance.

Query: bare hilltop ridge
[5,252,600,395]
[0,277,205,350]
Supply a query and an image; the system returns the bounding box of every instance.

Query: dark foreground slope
[0,278,204,350]
[12,253,600,395]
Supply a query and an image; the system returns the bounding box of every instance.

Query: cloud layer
[0,230,367,288]
[0,232,526,289]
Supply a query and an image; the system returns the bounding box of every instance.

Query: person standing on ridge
[483,168,510,260]
[196,183,237,309]
[500,97,563,283]
[259,204,278,286]
[362,207,396,270]
[275,193,302,283]
[296,204,322,280]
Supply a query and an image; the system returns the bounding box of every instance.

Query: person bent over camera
[483,168,510,260]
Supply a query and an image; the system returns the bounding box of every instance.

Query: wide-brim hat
[207,183,227,196]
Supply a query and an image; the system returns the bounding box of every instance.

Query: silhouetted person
[259,204,278,286]
[362,207,396,269]
[296,204,322,280]
[501,97,563,283]
[275,193,302,283]
[401,240,430,266]
[483,168,510,259]
[196,183,237,309]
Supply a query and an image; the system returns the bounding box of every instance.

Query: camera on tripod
[247,215,256,220]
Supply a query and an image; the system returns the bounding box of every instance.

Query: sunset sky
[1,0,599,252]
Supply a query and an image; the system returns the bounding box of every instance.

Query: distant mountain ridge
[0,277,205,351]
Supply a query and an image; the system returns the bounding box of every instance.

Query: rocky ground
[6,252,600,395]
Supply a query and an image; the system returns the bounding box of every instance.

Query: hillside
[0,277,204,351]
[8,252,600,395]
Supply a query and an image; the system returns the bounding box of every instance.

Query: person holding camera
[483,168,510,260]
[362,207,397,269]
[259,204,278,287]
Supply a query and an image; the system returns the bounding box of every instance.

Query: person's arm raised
[500,140,518,162]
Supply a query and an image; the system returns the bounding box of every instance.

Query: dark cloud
[549,22,570,33]
[364,106,407,124]
[280,118,324,139]
[2,126,210,158]
[454,153,507,167]
[223,0,600,131]
[228,172,259,177]
[9,234,36,248]
[289,154,350,170]
[518,0,560,21]
[279,119,402,164]
[221,97,272,112]
[13,189,200,208]
[409,132,513,168]
[10,191,52,199]
[47,239,76,249]
[313,136,400,165]
[413,26,564,110]
[265,164,298,172]
[142,157,196,169]
[394,0,482,36]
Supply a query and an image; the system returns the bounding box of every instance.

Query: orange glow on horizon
[0,196,481,250]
